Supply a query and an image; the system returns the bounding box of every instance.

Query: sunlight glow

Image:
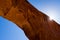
[44,6,60,24]
[48,11,56,21]
[43,6,57,21]
[49,16,53,20]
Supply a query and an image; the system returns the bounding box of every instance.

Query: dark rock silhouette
[0,0,60,40]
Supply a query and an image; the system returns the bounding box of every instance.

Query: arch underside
[0,0,60,40]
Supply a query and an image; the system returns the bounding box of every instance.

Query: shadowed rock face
[0,0,60,40]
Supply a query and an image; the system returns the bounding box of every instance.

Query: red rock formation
[0,0,60,40]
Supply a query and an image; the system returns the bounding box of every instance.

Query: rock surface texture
[0,0,60,40]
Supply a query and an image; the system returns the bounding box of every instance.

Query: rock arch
[0,0,60,40]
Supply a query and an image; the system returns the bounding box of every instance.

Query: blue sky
[28,0,60,24]
[0,0,60,40]
[0,17,28,40]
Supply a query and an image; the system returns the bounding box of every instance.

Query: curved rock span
[0,0,60,40]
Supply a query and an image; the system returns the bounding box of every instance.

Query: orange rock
[0,0,60,40]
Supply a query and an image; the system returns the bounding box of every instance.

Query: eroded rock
[0,0,60,40]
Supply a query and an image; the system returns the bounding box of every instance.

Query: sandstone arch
[0,0,60,40]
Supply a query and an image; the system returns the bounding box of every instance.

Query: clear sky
[0,17,28,40]
[0,0,60,40]
[28,0,60,24]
